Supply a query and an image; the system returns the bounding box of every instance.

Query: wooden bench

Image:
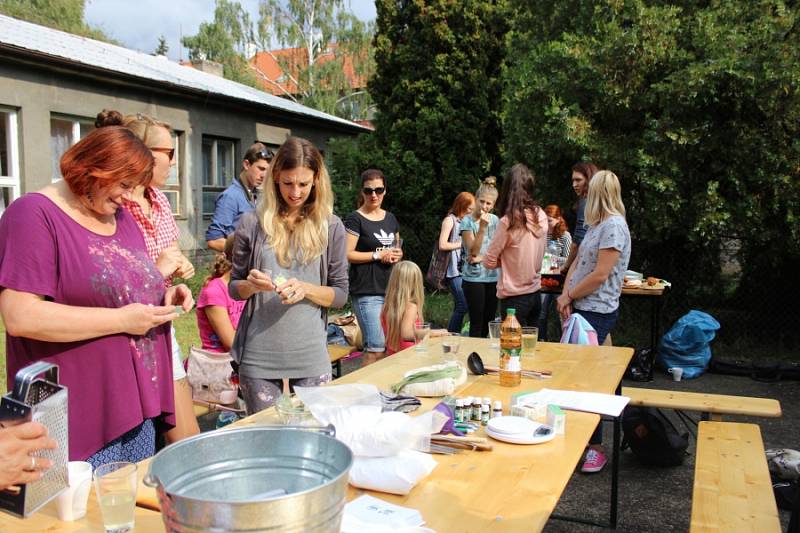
[690,421,781,532]
[622,387,782,421]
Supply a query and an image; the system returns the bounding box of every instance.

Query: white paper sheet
[522,388,630,417]
[341,495,430,532]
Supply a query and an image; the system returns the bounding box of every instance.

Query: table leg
[647,295,662,381]
[332,360,342,379]
[610,384,621,529]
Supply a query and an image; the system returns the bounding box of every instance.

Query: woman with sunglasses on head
[95,110,200,444]
[229,137,348,415]
[482,164,547,326]
[0,126,192,466]
[344,169,402,360]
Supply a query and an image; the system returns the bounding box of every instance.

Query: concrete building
[0,15,368,258]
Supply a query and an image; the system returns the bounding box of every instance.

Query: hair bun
[483,176,497,188]
[94,109,124,128]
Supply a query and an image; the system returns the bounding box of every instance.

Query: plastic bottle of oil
[499,308,522,387]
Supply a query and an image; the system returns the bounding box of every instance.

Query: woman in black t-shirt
[345,169,402,357]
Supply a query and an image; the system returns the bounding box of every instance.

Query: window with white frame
[0,108,20,216]
[50,115,93,181]
[161,131,183,216]
[202,136,236,216]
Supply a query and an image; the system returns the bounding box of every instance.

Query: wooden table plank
[138,338,632,533]
[690,421,781,533]
[622,387,782,418]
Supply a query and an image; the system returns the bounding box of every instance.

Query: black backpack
[621,406,690,466]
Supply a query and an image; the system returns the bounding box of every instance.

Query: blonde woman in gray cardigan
[229,137,349,415]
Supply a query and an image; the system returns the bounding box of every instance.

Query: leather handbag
[331,313,363,349]
[425,214,458,291]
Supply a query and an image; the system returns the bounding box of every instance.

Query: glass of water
[94,462,137,533]
[441,334,461,362]
[414,322,432,351]
[488,319,502,349]
[522,326,538,357]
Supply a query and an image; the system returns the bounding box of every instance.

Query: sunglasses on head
[254,149,274,162]
[151,147,175,161]
[363,186,386,196]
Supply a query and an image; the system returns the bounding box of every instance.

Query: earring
[86,191,93,201]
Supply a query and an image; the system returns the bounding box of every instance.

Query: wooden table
[0,487,166,532]
[139,337,633,532]
[543,284,667,379]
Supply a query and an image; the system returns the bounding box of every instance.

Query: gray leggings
[239,373,332,416]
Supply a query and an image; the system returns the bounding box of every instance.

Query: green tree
[182,0,259,87]
[0,0,114,42]
[503,0,800,341]
[253,0,375,120]
[329,0,509,263]
[154,35,169,56]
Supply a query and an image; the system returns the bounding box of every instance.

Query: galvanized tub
[144,425,352,532]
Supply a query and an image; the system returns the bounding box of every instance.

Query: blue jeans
[574,308,619,346]
[499,292,542,328]
[538,293,557,341]
[351,294,385,352]
[446,276,468,333]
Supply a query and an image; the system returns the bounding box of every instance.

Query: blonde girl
[557,170,631,474]
[229,137,349,415]
[381,261,446,354]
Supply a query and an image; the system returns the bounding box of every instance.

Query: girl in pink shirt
[196,239,246,352]
[482,164,548,326]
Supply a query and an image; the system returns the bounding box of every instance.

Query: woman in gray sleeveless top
[228,137,348,415]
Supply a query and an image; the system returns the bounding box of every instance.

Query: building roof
[0,14,369,133]
[250,45,367,97]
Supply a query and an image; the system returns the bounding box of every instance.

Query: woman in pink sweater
[482,164,547,325]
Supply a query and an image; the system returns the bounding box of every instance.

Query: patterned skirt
[86,419,156,469]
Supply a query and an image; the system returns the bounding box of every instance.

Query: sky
[84,0,376,61]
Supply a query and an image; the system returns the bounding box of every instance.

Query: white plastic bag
[348,450,438,495]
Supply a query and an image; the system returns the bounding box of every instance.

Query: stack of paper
[521,388,630,417]
[341,495,430,532]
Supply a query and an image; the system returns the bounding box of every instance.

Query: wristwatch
[372,251,380,261]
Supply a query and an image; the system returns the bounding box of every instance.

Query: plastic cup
[488,320,501,349]
[55,461,93,521]
[668,367,683,382]
[441,334,461,362]
[93,462,137,533]
[414,323,432,352]
[522,327,538,357]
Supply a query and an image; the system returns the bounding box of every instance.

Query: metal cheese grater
[0,361,69,517]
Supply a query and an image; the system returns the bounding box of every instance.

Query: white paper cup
[55,461,93,521]
[668,367,683,382]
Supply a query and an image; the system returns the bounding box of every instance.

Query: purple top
[0,194,175,461]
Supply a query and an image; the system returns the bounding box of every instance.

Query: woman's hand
[165,284,194,312]
[388,247,403,264]
[246,269,275,293]
[174,255,195,279]
[118,303,179,335]
[429,329,449,338]
[378,249,394,264]
[0,421,57,490]
[556,293,572,321]
[479,212,491,229]
[468,254,483,264]
[155,245,183,278]
[276,278,307,305]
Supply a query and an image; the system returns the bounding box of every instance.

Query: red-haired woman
[439,192,475,332]
[538,205,573,340]
[0,126,193,467]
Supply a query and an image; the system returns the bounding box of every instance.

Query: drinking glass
[94,462,137,533]
[488,319,502,349]
[441,334,461,362]
[414,322,432,352]
[522,327,538,357]
[392,235,404,250]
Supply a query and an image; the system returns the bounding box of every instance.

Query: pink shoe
[581,447,608,473]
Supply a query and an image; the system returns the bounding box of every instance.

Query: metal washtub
[144,425,352,532]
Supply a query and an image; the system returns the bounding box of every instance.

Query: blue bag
[657,310,720,379]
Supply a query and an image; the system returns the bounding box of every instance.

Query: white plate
[486,426,556,445]
[487,416,539,435]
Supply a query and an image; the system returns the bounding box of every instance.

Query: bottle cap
[481,404,490,412]
[483,397,491,404]
[456,399,463,407]
[463,396,472,404]
[506,308,516,316]
[494,400,502,409]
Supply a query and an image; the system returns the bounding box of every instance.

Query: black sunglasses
[362,186,386,196]
[151,147,175,161]
[255,149,274,162]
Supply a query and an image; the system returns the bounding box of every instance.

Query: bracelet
[567,288,573,300]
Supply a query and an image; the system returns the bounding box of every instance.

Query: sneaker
[581,447,608,473]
